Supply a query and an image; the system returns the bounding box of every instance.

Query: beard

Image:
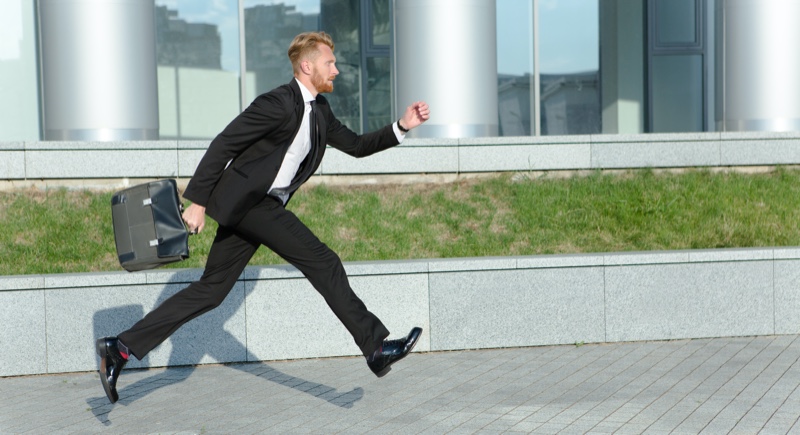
[311,69,334,94]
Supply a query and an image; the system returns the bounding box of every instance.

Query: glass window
[655,0,697,45]
[244,1,320,98]
[321,0,361,133]
[244,0,363,133]
[538,0,600,135]
[651,54,703,132]
[0,0,39,141]
[364,0,390,133]
[648,0,705,132]
[155,0,241,139]
[370,0,390,46]
[366,57,391,131]
[496,0,533,136]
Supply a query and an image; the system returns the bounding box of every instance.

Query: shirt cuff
[392,122,406,142]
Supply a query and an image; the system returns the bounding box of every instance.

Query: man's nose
[332,65,339,75]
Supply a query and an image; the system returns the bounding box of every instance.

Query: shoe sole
[375,327,423,378]
[95,339,119,403]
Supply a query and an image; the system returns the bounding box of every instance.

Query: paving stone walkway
[2,335,800,434]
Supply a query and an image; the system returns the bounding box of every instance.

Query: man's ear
[301,60,312,75]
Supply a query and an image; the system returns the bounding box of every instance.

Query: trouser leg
[119,226,258,360]
[235,196,390,356]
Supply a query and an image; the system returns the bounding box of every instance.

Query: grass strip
[2,168,799,276]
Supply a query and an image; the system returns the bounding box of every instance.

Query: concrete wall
[3,247,800,377]
[2,132,800,183]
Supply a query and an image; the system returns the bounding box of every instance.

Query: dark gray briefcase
[111,179,190,272]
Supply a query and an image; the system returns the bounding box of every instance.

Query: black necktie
[309,100,317,149]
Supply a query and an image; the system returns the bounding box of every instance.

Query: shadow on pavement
[89,275,363,425]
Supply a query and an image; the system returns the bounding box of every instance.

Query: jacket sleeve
[183,91,289,207]
[324,109,399,158]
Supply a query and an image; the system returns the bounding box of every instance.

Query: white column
[38,0,159,141]
[717,0,800,131]
[393,0,498,138]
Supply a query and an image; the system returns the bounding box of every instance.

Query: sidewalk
[2,335,800,434]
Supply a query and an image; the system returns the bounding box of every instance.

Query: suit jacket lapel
[288,79,305,142]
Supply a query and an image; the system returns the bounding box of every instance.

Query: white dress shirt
[268,79,315,203]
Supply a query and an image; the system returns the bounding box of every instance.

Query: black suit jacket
[183,79,399,227]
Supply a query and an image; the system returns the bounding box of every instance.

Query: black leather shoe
[366,327,422,377]
[96,337,128,403]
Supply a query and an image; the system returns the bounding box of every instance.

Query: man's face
[309,44,338,94]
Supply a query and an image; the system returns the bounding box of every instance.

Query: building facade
[1,0,798,142]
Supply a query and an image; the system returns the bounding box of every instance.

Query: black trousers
[119,195,390,360]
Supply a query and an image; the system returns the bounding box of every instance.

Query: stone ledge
[5,131,800,182]
[0,141,24,150]
[4,247,795,292]
[24,140,178,150]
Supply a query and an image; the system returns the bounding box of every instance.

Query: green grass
[3,168,800,276]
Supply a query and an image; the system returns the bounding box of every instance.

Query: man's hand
[400,101,431,131]
[182,203,206,235]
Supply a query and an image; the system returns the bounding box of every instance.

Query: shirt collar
[295,78,316,104]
